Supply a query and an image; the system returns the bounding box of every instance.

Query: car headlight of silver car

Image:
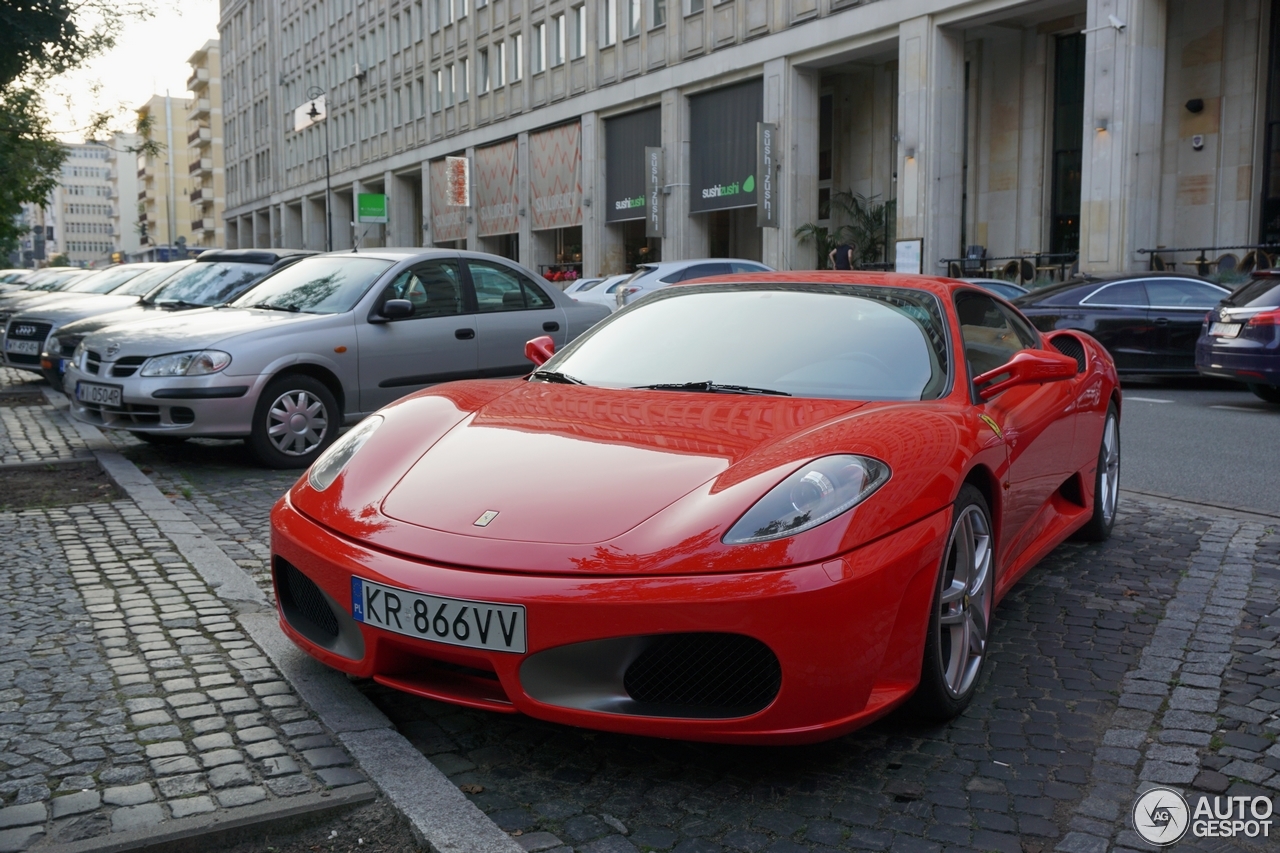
[139,350,232,377]
[723,455,891,545]
[307,415,384,491]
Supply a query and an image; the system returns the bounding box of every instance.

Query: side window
[1148,279,1227,309]
[680,263,731,282]
[1082,281,1148,307]
[997,304,1040,349]
[731,262,768,273]
[469,260,554,312]
[378,260,464,318]
[956,291,1030,378]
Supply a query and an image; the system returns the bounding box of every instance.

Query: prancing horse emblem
[473,510,499,527]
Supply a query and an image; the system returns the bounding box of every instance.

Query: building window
[510,34,522,81]
[572,6,586,58]
[651,0,665,26]
[551,15,565,66]
[688,0,704,12]
[600,0,616,46]
[458,58,468,101]
[446,63,455,106]
[533,23,546,72]
[478,48,490,93]
[432,71,442,111]
[495,41,506,86]
[457,0,468,19]
[625,0,640,37]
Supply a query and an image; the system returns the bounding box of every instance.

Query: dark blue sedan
[1196,272,1280,403]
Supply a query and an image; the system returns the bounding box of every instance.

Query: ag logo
[1133,787,1190,846]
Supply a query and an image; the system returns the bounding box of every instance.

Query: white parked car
[615,259,772,309]
[572,274,631,311]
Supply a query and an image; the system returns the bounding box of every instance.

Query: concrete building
[187,40,227,249]
[108,132,142,260]
[50,142,114,266]
[135,94,196,260]
[219,0,1280,278]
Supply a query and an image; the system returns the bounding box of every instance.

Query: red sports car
[271,273,1121,744]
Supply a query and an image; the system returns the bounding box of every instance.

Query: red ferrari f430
[271,273,1120,744]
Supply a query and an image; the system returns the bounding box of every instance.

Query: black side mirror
[377,298,414,321]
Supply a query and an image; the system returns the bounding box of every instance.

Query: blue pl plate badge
[351,577,365,622]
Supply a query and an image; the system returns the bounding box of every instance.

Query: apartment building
[188,40,228,248]
[220,0,1279,278]
[108,132,142,260]
[135,94,197,259]
[50,143,114,266]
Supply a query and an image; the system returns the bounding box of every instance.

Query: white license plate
[351,577,526,653]
[1210,322,1242,338]
[75,381,122,407]
[4,339,39,355]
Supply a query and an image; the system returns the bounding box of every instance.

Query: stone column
[281,202,303,248]
[387,169,414,247]
[662,87,700,261]
[763,58,820,271]
[1078,0,1167,273]
[464,148,479,250]
[421,160,435,247]
[332,189,354,251]
[517,132,534,266]
[897,14,965,273]
[269,205,281,247]
[580,111,603,277]
[352,179,369,249]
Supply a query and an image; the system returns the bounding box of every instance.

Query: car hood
[15,294,141,325]
[0,291,96,318]
[79,307,317,356]
[291,381,969,575]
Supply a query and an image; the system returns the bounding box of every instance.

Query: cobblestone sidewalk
[0,390,91,466]
[0,412,370,850]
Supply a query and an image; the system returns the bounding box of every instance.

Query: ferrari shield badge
[473,510,499,527]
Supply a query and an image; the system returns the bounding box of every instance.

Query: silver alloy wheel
[1099,413,1120,526]
[266,389,329,456]
[937,504,993,698]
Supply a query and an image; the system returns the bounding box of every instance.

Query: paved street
[0,369,1277,852]
[1120,377,1280,515]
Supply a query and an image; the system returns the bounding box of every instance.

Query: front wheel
[1248,383,1280,404]
[1074,402,1120,542]
[248,375,339,469]
[906,484,995,721]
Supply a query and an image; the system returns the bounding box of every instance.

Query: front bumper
[64,359,264,436]
[271,493,949,744]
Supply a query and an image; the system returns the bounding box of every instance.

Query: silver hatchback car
[65,249,611,467]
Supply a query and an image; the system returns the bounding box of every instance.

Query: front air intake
[623,633,781,715]
[275,558,339,641]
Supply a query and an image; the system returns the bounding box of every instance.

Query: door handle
[455,328,475,340]
[1154,318,1170,326]
[542,321,560,332]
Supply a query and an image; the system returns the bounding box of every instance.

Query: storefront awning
[605,107,661,223]
[690,79,763,214]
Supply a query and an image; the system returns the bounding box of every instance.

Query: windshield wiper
[635,381,791,396]
[252,303,301,312]
[530,369,586,385]
[154,300,206,310]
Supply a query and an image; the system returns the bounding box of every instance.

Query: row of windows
[63,204,111,216]
[67,147,109,160]
[64,185,110,197]
[65,241,112,254]
[64,222,112,234]
[63,165,109,178]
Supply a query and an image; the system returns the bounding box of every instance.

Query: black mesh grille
[1049,335,1086,372]
[5,321,51,365]
[623,633,781,714]
[276,558,339,640]
[111,356,147,378]
[85,351,101,375]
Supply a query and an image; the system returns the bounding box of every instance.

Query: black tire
[130,432,189,446]
[248,374,340,469]
[1074,402,1120,543]
[906,484,995,722]
[1248,383,1280,405]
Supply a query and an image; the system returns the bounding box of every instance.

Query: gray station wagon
[65,249,611,467]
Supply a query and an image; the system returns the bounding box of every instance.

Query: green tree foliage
[0,87,65,254]
[796,191,896,270]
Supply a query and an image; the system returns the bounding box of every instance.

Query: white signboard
[895,238,924,274]
[293,95,327,132]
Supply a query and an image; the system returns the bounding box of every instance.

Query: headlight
[307,415,384,491]
[73,341,87,363]
[139,350,232,377]
[723,455,890,544]
[43,336,60,358]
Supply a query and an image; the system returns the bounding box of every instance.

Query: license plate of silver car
[75,381,122,407]
[1209,322,1242,338]
[351,577,526,653]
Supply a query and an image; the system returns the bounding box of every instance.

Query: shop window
[1050,33,1084,256]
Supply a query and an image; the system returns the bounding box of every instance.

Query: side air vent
[623,633,781,715]
[275,558,339,641]
[1049,334,1086,373]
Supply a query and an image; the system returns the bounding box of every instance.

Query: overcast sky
[45,1,221,142]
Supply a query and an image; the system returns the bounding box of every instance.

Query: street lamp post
[306,87,333,252]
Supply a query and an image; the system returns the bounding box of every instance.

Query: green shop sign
[357,193,388,223]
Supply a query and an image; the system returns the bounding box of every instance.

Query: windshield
[543,284,951,401]
[66,265,156,294]
[29,271,87,292]
[114,261,194,297]
[145,261,272,307]
[230,257,394,314]
[1225,277,1280,309]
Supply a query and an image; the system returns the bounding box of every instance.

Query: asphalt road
[1119,376,1280,515]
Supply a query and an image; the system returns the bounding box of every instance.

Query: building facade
[108,132,142,260]
[219,0,1279,277]
[135,94,197,259]
[188,40,228,248]
[50,143,114,266]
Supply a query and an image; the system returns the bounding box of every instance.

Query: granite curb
[36,387,523,853]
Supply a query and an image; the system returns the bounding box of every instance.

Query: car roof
[1016,271,1227,302]
[194,248,317,265]
[638,258,772,270]
[664,271,1017,297]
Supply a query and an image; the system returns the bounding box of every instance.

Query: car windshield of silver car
[229,257,394,315]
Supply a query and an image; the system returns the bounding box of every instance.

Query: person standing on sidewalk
[829,242,857,270]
